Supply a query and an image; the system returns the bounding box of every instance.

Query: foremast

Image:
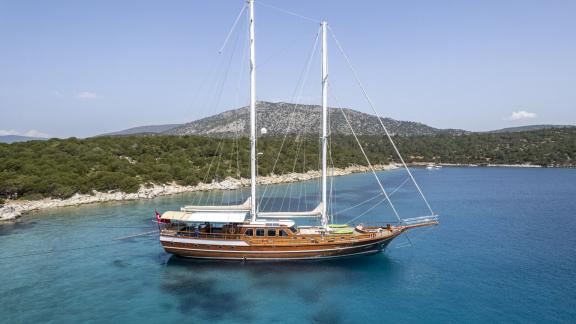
[248,0,257,222]
[321,21,328,229]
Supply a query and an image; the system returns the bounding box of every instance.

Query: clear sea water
[1,167,575,323]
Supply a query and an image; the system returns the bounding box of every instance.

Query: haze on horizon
[1,0,575,139]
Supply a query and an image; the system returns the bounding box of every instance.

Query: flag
[155,209,169,223]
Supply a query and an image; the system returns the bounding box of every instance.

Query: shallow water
[1,168,575,323]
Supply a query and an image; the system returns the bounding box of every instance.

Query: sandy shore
[0,164,398,221]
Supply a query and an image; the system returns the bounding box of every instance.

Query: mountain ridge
[99,124,182,137]
[96,101,573,137]
[164,101,468,137]
[487,124,575,133]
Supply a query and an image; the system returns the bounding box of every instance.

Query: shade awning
[161,211,248,223]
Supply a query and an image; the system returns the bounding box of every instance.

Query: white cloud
[0,129,50,138]
[509,110,537,120]
[24,130,51,138]
[52,90,63,97]
[76,91,98,100]
[0,130,19,136]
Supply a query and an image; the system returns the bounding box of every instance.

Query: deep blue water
[1,167,575,323]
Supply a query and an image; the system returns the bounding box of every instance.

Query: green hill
[0,128,574,200]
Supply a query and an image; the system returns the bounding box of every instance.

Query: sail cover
[180,198,251,212]
[161,211,248,223]
[257,203,323,218]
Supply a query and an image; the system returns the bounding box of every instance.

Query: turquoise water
[1,168,575,323]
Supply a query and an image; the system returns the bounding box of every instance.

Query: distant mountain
[164,101,468,137]
[487,125,575,133]
[97,102,574,138]
[0,135,47,144]
[100,124,182,136]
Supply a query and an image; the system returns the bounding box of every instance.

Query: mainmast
[321,21,328,228]
[248,0,258,222]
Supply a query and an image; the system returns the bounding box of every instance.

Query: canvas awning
[161,211,248,223]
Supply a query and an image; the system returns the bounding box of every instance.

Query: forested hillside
[0,128,574,200]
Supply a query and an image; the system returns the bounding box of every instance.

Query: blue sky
[1,0,575,138]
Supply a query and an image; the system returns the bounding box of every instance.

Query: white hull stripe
[160,236,249,246]
[176,249,382,261]
[163,237,393,254]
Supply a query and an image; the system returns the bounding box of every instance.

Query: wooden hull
[160,234,399,261]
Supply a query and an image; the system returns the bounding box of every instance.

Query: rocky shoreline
[0,164,398,221]
[409,162,545,168]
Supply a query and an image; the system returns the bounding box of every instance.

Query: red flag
[154,209,169,224]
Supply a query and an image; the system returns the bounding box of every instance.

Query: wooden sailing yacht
[157,0,438,260]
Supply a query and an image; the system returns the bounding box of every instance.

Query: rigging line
[277,124,308,212]
[389,177,411,196]
[194,139,223,205]
[256,1,319,23]
[235,131,242,204]
[193,26,241,204]
[332,177,410,217]
[346,199,386,226]
[295,137,309,212]
[403,232,415,248]
[199,140,222,202]
[228,19,246,205]
[213,19,243,117]
[219,3,247,54]
[330,88,403,223]
[273,30,319,169]
[0,241,125,262]
[23,223,155,230]
[184,4,244,125]
[113,230,159,241]
[211,141,226,204]
[222,140,238,204]
[328,26,435,217]
[328,105,336,223]
[258,29,320,202]
[287,125,310,209]
[234,27,249,108]
[333,193,383,216]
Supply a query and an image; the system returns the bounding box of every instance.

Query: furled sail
[180,198,251,212]
[257,203,323,218]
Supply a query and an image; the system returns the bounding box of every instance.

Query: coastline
[0,164,398,221]
[409,162,545,168]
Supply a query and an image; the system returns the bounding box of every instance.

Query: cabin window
[244,229,253,236]
[267,229,276,237]
[279,229,289,237]
[289,226,298,234]
[256,229,265,237]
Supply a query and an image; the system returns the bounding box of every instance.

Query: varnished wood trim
[163,238,390,254]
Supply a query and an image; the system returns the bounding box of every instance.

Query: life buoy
[228,227,236,234]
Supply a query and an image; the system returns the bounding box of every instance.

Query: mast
[249,0,257,222]
[321,21,328,228]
